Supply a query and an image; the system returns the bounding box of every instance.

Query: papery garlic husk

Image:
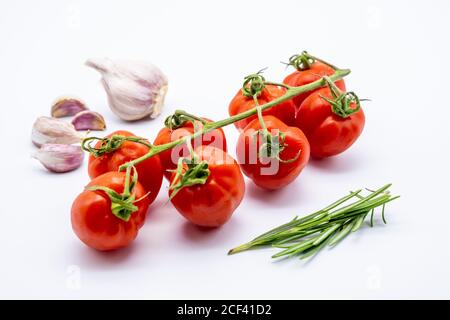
[71,110,106,131]
[32,116,84,147]
[86,57,168,121]
[51,97,88,118]
[32,144,84,173]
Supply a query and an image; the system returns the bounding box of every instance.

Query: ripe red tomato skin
[283,62,346,108]
[88,130,163,205]
[71,172,150,251]
[236,116,310,190]
[229,85,297,130]
[169,146,245,227]
[154,119,227,180]
[296,87,365,159]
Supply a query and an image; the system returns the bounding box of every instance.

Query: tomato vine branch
[107,68,351,171]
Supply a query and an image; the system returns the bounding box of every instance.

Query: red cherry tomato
[296,87,365,158]
[71,172,150,251]
[229,85,297,130]
[154,119,227,179]
[88,130,163,205]
[169,146,245,227]
[283,61,346,107]
[236,116,310,190]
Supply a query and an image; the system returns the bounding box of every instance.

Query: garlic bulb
[32,116,83,147]
[86,57,168,121]
[32,144,84,173]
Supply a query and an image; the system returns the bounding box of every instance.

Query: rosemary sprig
[228,184,399,260]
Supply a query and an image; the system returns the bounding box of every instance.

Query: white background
[0,0,449,299]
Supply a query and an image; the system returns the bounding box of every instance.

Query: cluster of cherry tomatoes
[71,54,365,251]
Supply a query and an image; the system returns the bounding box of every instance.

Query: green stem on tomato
[176,110,207,124]
[302,51,340,70]
[117,68,350,171]
[287,51,340,71]
[82,135,153,157]
[165,109,208,130]
[208,68,349,129]
[320,76,362,118]
[253,95,268,132]
[167,136,211,200]
[86,166,140,221]
[323,76,343,98]
[263,81,292,90]
[122,165,132,197]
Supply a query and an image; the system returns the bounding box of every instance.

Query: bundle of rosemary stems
[228,184,399,260]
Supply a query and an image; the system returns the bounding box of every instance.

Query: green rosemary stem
[228,184,399,259]
[250,189,362,242]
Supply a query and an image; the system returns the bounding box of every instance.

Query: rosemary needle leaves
[228,184,399,260]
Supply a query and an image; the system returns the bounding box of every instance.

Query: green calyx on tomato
[71,170,150,251]
[286,51,315,71]
[169,159,210,200]
[321,76,362,118]
[154,115,227,180]
[82,134,152,157]
[241,69,267,98]
[87,130,163,206]
[254,130,301,164]
[168,138,210,200]
[164,109,208,130]
[168,146,245,227]
[285,51,338,71]
[86,166,144,221]
[230,69,297,129]
[253,99,300,164]
[236,115,310,190]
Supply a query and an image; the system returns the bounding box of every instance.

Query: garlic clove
[32,144,84,173]
[86,57,168,121]
[71,110,106,131]
[32,116,84,147]
[51,97,88,118]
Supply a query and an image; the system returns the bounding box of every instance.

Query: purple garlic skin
[32,144,84,173]
[32,116,83,147]
[51,97,88,118]
[86,57,168,121]
[71,110,106,131]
